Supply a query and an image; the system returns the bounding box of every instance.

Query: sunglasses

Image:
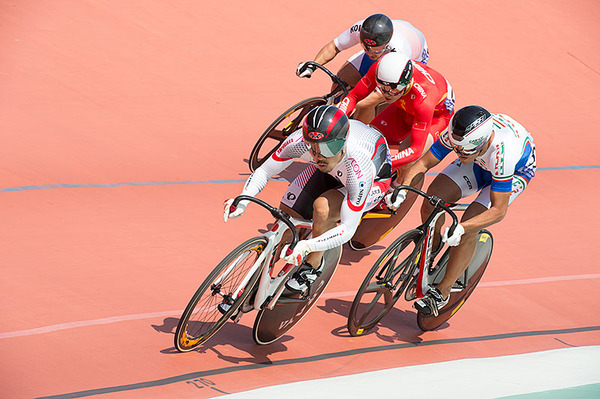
[308,139,345,158]
[450,133,481,156]
[364,46,387,55]
[376,78,406,95]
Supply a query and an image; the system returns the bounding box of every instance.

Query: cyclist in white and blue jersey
[387,105,536,316]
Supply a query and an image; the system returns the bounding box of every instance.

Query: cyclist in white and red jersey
[224,105,392,294]
[391,105,537,316]
[339,51,455,249]
[296,14,428,117]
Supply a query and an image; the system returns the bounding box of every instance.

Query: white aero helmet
[375,52,414,91]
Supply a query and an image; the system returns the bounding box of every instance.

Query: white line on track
[2,273,599,339]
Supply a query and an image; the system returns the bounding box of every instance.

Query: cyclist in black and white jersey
[224,105,392,294]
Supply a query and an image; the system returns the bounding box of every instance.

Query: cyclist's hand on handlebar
[223,198,247,222]
[281,240,311,266]
[442,224,465,246]
[385,187,407,211]
[296,62,316,78]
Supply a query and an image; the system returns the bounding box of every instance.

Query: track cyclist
[339,51,455,249]
[296,13,428,115]
[393,105,537,316]
[224,105,392,295]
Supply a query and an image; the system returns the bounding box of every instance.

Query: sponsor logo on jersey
[356,187,365,203]
[350,158,363,180]
[414,82,427,99]
[414,63,435,84]
[391,147,415,161]
[463,176,473,190]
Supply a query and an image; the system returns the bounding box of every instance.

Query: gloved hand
[296,62,316,78]
[442,224,465,246]
[223,198,248,222]
[281,240,312,266]
[384,187,407,211]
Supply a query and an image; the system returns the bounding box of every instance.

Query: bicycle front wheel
[348,229,422,336]
[174,237,267,352]
[417,230,493,331]
[248,97,327,172]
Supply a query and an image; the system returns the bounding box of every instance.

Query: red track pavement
[1,1,599,398]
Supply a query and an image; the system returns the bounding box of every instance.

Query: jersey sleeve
[429,132,452,161]
[333,20,363,51]
[241,130,306,197]
[339,64,377,115]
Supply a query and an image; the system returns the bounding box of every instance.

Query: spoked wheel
[347,229,422,336]
[252,245,342,345]
[417,230,493,331]
[248,97,327,172]
[174,237,267,352]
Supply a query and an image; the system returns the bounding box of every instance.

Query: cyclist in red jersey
[339,52,455,249]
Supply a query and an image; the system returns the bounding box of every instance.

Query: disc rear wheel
[417,230,493,331]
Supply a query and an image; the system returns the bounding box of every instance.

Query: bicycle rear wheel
[417,230,493,331]
[248,97,327,172]
[347,229,422,336]
[252,245,342,345]
[174,237,267,352]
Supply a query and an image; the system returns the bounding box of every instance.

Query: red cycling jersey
[340,61,454,169]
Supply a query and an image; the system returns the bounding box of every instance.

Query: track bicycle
[248,62,349,172]
[347,185,494,335]
[174,195,342,351]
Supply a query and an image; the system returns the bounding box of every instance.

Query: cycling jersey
[334,19,429,63]
[431,113,537,194]
[240,120,392,252]
[340,61,454,169]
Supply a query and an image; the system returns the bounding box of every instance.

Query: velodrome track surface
[1,1,599,398]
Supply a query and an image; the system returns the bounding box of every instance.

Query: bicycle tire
[347,229,422,336]
[248,97,327,172]
[417,230,493,331]
[252,245,342,345]
[174,237,267,352]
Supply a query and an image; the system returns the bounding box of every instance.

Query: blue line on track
[0,165,597,193]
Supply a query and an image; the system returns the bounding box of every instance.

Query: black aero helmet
[302,105,350,157]
[449,105,494,155]
[360,14,393,47]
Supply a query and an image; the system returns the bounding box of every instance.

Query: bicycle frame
[391,186,464,299]
[251,218,313,311]
[415,202,467,298]
[228,195,313,314]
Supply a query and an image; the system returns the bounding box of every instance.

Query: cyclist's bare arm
[400,150,440,187]
[461,190,510,233]
[312,40,341,66]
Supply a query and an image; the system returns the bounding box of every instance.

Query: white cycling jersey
[334,19,429,62]
[240,120,392,252]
